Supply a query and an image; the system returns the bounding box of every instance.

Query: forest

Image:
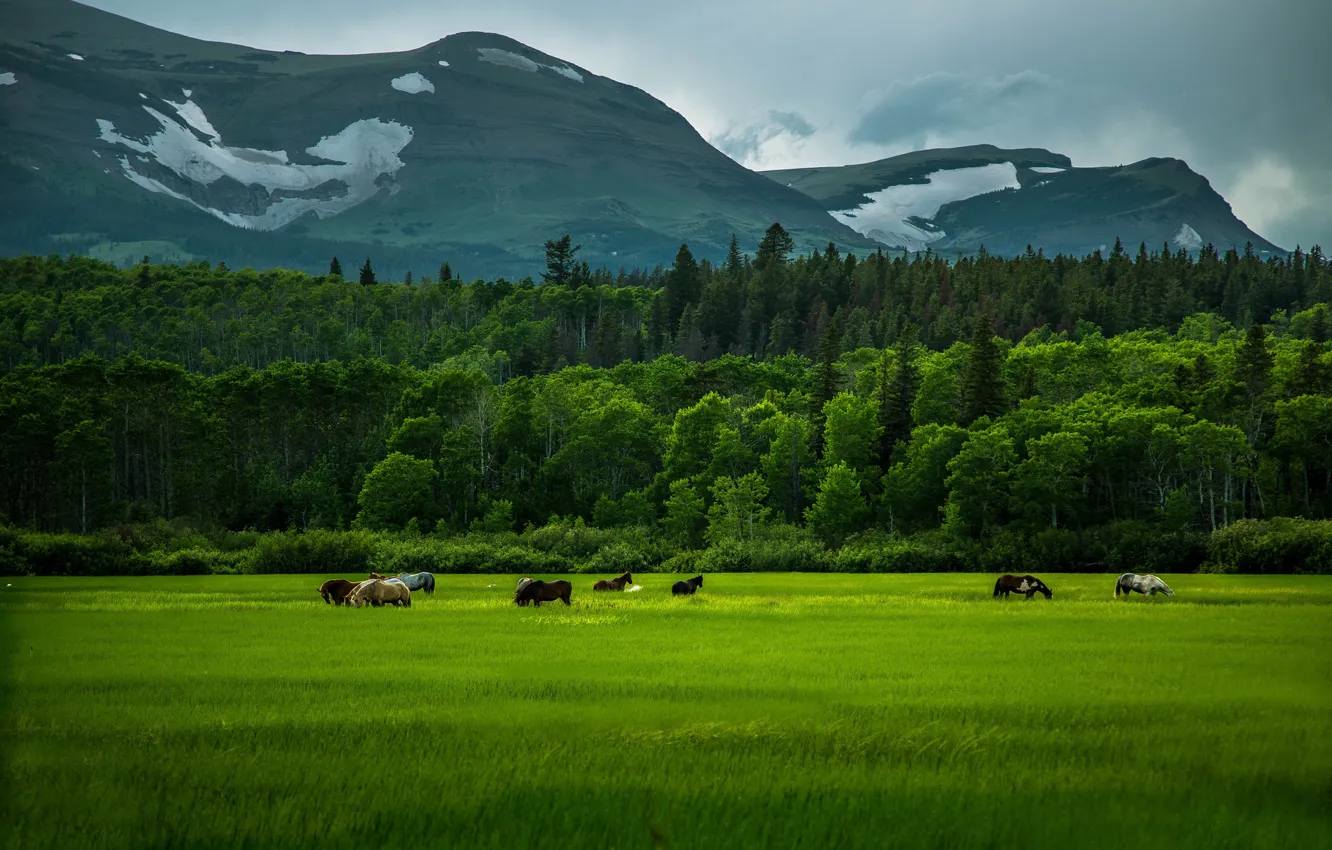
[2,227,1330,575]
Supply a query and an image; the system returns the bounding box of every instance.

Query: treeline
[2,295,1329,570]
[2,230,1327,374]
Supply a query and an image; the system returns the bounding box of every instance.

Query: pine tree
[1235,323,1274,401]
[876,325,919,470]
[439,262,452,283]
[809,315,842,457]
[724,233,743,278]
[404,270,414,286]
[358,257,376,287]
[328,256,343,278]
[755,222,795,270]
[960,312,1006,425]
[665,243,700,337]
[542,235,580,285]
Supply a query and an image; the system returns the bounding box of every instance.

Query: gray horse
[394,572,436,594]
[1115,573,1173,598]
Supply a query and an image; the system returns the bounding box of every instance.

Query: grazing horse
[993,574,1053,600]
[318,579,360,606]
[395,572,436,594]
[514,579,572,607]
[348,578,411,608]
[593,572,633,592]
[672,575,704,595]
[1115,573,1174,598]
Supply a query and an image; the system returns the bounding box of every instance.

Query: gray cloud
[711,110,816,164]
[71,1,1332,249]
[849,71,1059,147]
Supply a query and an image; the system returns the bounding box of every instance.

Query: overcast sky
[85,0,1332,250]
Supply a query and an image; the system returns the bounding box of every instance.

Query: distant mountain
[764,145,1285,257]
[0,0,872,278]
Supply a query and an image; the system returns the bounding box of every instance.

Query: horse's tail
[424,573,435,594]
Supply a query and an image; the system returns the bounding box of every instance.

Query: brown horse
[993,574,1053,600]
[349,578,412,608]
[514,579,572,607]
[318,579,360,605]
[593,572,633,592]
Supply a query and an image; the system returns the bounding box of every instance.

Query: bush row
[2,519,1328,577]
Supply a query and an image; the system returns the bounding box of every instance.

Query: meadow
[3,573,1330,849]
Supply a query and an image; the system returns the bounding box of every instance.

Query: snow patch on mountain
[438,60,450,67]
[1172,223,1203,252]
[68,54,84,61]
[1029,166,1064,174]
[477,48,583,82]
[1,72,17,86]
[182,88,192,97]
[96,101,413,231]
[832,163,1021,251]
[391,72,434,94]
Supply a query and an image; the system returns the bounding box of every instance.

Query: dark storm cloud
[712,110,816,162]
[849,71,1059,147]
[76,1,1332,248]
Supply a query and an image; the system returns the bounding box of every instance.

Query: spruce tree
[876,324,920,470]
[542,235,580,285]
[404,270,413,286]
[960,312,1006,425]
[665,243,700,337]
[328,256,343,278]
[358,257,376,287]
[724,233,743,278]
[439,262,452,283]
[755,222,795,270]
[809,315,842,457]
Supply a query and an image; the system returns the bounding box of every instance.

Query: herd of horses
[318,570,1175,608]
[318,570,708,608]
[993,572,1175,599]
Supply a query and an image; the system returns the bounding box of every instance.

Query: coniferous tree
[542,235,580,285]
[358,257,377,287]
[877,324,920,470]
[405,270,414,286]
[665,243,700,337]
[439,262,453,283]
[328,256,343,278]
[809,315,842,457]
[755,222,795,270]
[724,233,743,278]
[960,312,1006,425]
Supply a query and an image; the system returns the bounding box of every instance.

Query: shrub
[245,530,376,574]
[1204,518,1332,575]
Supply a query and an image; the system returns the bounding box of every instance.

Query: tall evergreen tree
[960,312,1006,425]
[877,325,920,470]
[439,262,452,283]
[809,315,842,457]
[724,233,744,278]
[665,243,701,337]
[358,257,377,287]
[542,235,580,285]
[328,256,343,278]
[755,222,795,270]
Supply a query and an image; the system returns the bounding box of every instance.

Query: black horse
[514,579,573,607]
[672,575,704,595]
[993,574,1052,600]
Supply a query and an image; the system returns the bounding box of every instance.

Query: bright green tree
[662,478,707,548]
[806,462,868,546]
[356,452,437,529]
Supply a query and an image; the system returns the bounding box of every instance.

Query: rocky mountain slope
[0,0,872,277]
[765,145,1284,257]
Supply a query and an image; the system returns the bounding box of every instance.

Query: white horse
[1115,573,1174,598]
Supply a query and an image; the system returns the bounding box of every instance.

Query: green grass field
[3,573,1330,849]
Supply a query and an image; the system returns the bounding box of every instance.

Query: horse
[394,572,436,594]
[672,575,704,595]
[1115,573,1174,598]
[348,578,412,608]
[593,572,633,592]
[514,579,572,607]
[318,578,360,606]
[514,577,535,605]
[993,574,1053,600]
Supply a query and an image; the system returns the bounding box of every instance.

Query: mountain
[764,145,1285,257]
[0,0,872,278]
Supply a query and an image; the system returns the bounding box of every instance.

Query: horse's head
[1036,580,1052,599]
[370,572,386,580]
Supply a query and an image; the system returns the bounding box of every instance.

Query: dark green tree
[960,313,1006,425]
[809,315,842,457]
[328,256,343,278]
[358,257,377,287]
[877,325,920,470]
[542,235,580,285]
[439,262,453,283]
[665,243,701,337]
